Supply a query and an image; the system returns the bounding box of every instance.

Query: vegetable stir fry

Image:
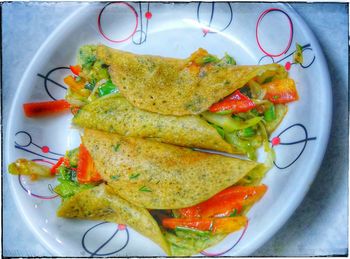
[65,46,118,107]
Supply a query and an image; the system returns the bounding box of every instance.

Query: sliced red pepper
[63,158,70,167]
[262,78,299,104]
[70,65,82,76]
[77,144,101,183]
[50,157,71,175]
[179,185,267,218]
[209,90,256,114]
[90,169,102,182]
[163,217,212,231]
[23,99,70,117]
[50,157,65,175]
[162,216,247,233]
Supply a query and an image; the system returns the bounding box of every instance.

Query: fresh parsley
[139,186,152,192]
[110,175,120,180]
[113,144,121,152]
[129,173,140,180]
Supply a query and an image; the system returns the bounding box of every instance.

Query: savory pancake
[73,94,237,153]
[97,45,282,116]
[57,184,171,254]
[82,129,259,209]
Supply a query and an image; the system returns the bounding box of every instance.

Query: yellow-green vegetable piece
[8,159,52,178]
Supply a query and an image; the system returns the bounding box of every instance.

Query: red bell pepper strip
[90,168,102,182]
[162,216,247,233]
[23,99,70,117]
[77,144,101,183]
[50,157,67,175]
[70,65,82,76]
[179,185,267,218]
[209,90,256,114]
[262,78,299,104]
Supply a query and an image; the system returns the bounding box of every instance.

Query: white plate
[6,2,331,256]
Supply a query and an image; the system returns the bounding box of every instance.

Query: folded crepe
[57,183,171,255]
[96,45,283,116]
[73,94,237,154]
[57,183,233,256]
[82,129,259,209]
[69,46,292,157]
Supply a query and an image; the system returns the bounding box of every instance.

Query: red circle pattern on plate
[272,136,281,146]
[256,8,293,58]
[145,11,152,20]
[98,2,139,43]
[41,146,50,153]
[285,61,292,70]
[118,224,126,230]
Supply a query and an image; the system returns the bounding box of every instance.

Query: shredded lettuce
[216,53,237,66]
[164,228,226,256]
[202,112,262,132]
[66,46,119,106]
[54,148,94,199]
[258,122,275,169]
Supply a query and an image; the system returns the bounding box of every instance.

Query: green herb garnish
[129,173,140,180]
[229,209,238,217]
[110,175,120,180]
[139,186,152,192]
[113,144,121,152]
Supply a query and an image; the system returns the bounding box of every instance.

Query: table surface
[2,2,348,257]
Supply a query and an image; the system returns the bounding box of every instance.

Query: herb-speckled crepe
[73,94,237,154]
[57,184,171,254]
[82,129,259,209]
[96,45,283,116]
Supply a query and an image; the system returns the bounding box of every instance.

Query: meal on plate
[8,45,299,255]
